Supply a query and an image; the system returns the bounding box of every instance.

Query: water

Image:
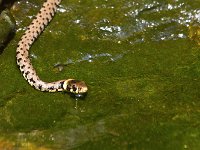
[0,0,200,149]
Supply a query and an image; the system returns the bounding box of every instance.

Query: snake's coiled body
[16,0,87,94]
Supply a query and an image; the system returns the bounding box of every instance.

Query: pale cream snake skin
[16,0,88,94]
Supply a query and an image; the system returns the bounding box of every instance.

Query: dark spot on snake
[29,78,36,83]
[21,64,25,69]
[48,86,54,90]
[49,12,53,17]
[16,51,20,55]
[59,81,64,89]
[27,42,31,46]
[52,7,56,12]
[38,84,42,90]
[17,58,22,62]
[25,71,30,78]
[39,26,43,31]
[32,84,36,89]
[32,35,36,39]
[46,17,50,23]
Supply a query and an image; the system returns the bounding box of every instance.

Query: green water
[0,0,200,149]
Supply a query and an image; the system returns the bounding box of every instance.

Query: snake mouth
[69,92,87,99]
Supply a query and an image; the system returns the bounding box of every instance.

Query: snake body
[16,0,87,94]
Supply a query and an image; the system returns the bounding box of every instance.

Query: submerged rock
[0,9,16,53]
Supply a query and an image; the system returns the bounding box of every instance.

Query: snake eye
[72,85,77,92]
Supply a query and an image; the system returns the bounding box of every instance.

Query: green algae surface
[0,0,200,149]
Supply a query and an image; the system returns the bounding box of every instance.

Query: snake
[16,0,88,95]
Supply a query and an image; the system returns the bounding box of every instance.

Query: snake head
[63,79,88,94]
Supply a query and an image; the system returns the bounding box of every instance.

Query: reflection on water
[55,0,200,67]
[54,52,127,70]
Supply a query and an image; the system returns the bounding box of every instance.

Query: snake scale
[16,0,88,95]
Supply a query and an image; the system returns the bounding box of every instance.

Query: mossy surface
[0,0,200,149]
